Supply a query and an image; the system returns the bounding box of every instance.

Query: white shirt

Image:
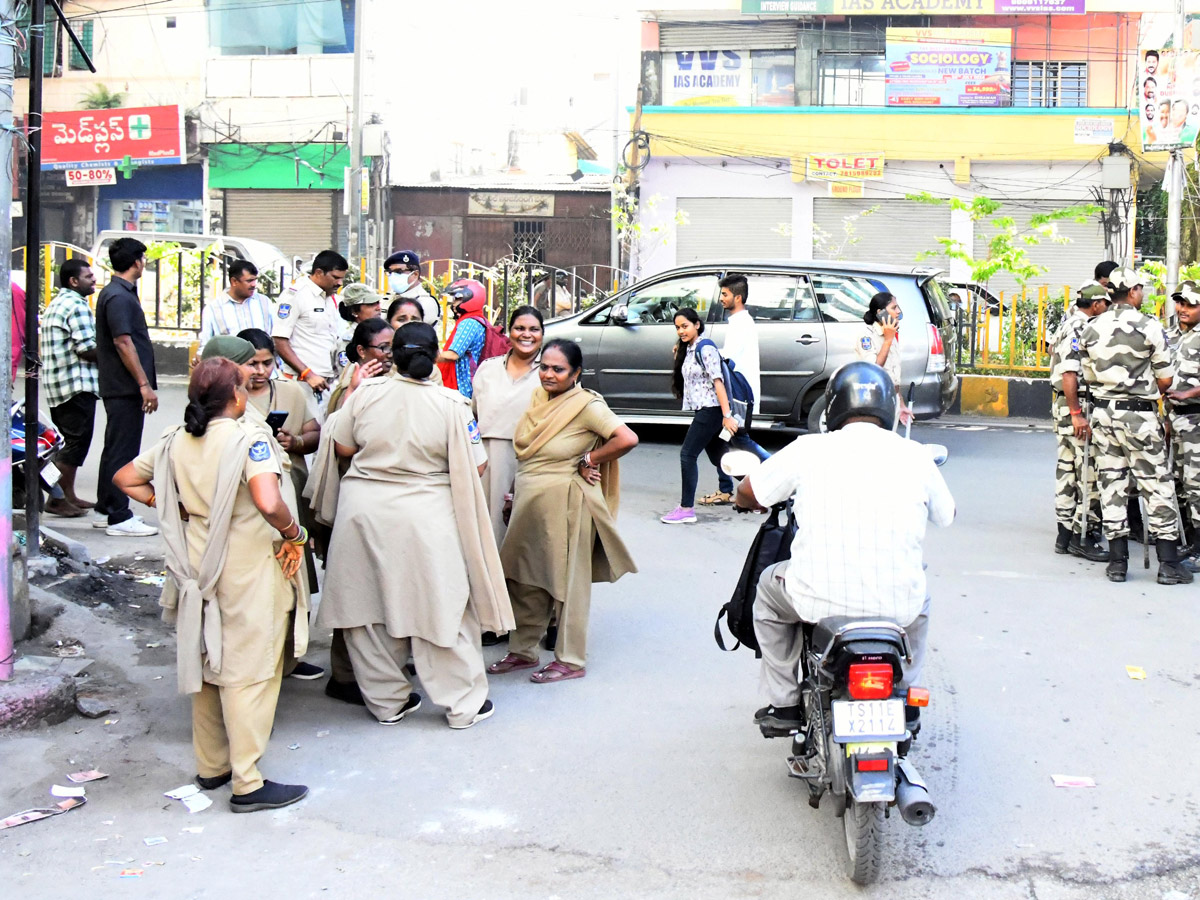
[198,291,274,345]
[398,283,440,325]
[722,308,761,414]
[749,423,955,626]
[271,277,342,378]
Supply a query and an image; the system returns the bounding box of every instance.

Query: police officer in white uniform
[272,250,349,397]
[385,250,440,325]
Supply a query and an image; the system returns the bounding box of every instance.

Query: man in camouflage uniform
[1166,281,1200,561]
[1050,282,1109,560]
[1073,268,1191,584]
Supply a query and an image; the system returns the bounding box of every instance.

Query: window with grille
[16,11,59,77]
[68,20,93,71]
[1012,61,1087,108]
[818,53,885,106]
[513,221,545,264]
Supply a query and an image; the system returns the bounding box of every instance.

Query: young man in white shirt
[717,273,769,463]
[735,362,954,736]
[199,259,273,345]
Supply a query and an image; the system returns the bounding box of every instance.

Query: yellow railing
[959,284,1073,374]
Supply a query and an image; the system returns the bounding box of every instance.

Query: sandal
[487,653,539,675]
[697,491,732,506]
[529,660,586,683]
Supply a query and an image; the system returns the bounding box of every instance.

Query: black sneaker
[288,661,325,680]
[378,692,422,725]
[481,631,509,647]
[755,704,803,738]
[229,780,308,813]
[194,771,232,791]
[324,678,366,706]
[449,699,495,730]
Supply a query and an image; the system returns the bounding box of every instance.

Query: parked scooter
[11,402,65,508]
[722,447,944,884]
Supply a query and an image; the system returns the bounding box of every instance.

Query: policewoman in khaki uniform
[115,358,311,813]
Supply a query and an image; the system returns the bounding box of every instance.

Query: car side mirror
[611,304,629,325]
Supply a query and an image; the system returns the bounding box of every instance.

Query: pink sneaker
[660,506,697,524]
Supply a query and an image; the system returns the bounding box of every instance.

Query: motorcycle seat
[811,616,908,659]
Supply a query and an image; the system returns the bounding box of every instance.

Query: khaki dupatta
[154,424,249,695]
[303,407,344,527]
[513,385,621,515]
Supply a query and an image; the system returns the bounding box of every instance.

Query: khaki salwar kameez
[315,374,512,725]
[471,352,541,543]
[133,418,304,795]
[500,386,636,669]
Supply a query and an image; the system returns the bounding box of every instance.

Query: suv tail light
[926,323,946,374]
[847,663,893,700]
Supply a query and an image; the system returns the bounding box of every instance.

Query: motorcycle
[11,402,65,509]
[723,444,945,885]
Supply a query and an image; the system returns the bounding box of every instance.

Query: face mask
[388,272,412,294]
[895,310,904,322]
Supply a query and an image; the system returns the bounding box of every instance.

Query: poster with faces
[1140,45,1200,151]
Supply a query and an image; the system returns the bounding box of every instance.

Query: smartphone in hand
[266,411,288,436]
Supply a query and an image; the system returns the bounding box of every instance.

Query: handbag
[714,500,797,656]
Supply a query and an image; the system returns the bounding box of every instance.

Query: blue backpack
[694,338,754,425]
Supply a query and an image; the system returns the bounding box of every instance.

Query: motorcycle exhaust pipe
[896,761,936,826]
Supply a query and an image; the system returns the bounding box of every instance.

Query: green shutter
[68,21,92,71]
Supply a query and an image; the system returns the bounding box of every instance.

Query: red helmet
[445,278,486,314]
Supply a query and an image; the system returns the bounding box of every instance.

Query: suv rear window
[922,279,954,327]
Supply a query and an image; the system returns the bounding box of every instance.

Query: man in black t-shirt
[94,237,159,536]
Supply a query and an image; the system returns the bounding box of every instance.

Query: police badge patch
[467,419,481,444]
[1071,337,1080,351]
[860,335,873,351]
[337,351,349,368]
[277,303,292,319]
[249,441,271,461]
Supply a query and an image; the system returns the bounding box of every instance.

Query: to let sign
[41,105,184,171]
[65,168,116,186]
[806,154,886,180]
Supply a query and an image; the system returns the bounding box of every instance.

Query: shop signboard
[742,0,1082,13]
[65,168,116,187]
[1138,40,1200,152]
[41,105,184,171]
[885,28,1012,107]
[662,50,753,107]
[806,153,885,180]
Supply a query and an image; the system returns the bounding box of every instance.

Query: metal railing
[954,285,1073,374]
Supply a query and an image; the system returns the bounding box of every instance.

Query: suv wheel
[805,392,827,433]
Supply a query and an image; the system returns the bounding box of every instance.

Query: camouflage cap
[1108,267,1146,292]
[340,282,383,307]
[1174,280,1200,306]
[1076,281,1110,302]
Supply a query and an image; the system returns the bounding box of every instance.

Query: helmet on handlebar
[824,361,897,432]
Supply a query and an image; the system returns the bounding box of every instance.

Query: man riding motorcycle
[733,361,955,738]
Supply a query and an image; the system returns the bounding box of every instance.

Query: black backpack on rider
[714,500,797,656]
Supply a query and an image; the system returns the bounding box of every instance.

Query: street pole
[1165,0,1187,319]
[610,44,622,288]
[347,0,364,270]
[23,0,43,557]
[0,0,17,681]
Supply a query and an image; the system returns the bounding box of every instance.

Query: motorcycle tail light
[907,687,930,707]
[856,756,890,773]
[847,663,893,700]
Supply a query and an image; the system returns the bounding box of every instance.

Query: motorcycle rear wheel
[842,800,885,884]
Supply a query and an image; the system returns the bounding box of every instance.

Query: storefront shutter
[812,197,950,269]
[972,201,1105,300]
[659,22,798,51]
[675,197,792,263]
[223,190,335,262]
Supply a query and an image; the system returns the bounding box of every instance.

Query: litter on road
[1051,774,1097,788]
[1126,665,1147,680]
[0,797,86,830]
[67,770,109,784]
[182,794,212,814]
[143,836,168,846]
[119,868,144,878]
[50,784,86,798]
[164,784,199,800]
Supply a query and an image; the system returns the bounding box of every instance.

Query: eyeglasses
[368,343,393,354]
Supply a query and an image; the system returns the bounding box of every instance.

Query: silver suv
[545,260,958,430]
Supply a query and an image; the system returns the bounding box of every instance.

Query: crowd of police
[1049,261,1200,585]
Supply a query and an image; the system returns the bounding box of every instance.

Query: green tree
[80,84,125,110]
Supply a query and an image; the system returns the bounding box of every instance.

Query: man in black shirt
[94,237,159,536]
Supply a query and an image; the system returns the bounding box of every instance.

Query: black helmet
[824,361,897,431]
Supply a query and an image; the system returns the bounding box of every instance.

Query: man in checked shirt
[734,362,955,738]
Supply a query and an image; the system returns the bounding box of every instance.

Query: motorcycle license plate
[831,699,906,743]
[42,463,62,487]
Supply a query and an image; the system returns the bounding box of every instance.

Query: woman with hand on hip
[661,307,739,524]
[113,358,310,813]
[490,339,639,683]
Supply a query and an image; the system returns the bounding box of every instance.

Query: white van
[90,231,291,282]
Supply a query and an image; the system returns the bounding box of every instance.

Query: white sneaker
[106,516,159,537]
[89,510,108,529]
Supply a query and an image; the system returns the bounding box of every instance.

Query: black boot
[1068,529,1109,562]
[1106,537,1129,582]
[1054,523,1072,554]
[1156,538,1195,585]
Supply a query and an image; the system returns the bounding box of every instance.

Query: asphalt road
[5,384,1200,899]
